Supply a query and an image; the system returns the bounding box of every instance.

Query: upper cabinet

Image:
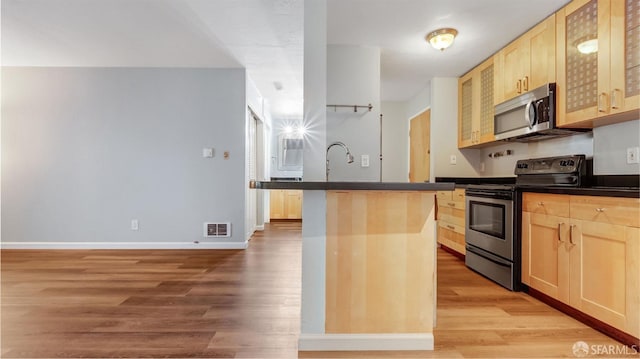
[556,0,640,127]
[458,56,496,148]
[495,15,556,105]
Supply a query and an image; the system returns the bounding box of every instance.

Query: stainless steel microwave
[494,83,587,142]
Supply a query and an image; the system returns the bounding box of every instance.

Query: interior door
[409,109,430,182]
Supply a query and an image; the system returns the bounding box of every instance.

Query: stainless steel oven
[465,185,518,290]
[464,154,588,292]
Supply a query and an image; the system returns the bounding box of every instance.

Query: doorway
[246,109,267,240]
[409,109,431,182]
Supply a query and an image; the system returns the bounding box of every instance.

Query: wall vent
[203,222,231,237]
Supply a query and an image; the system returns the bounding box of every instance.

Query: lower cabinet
[269,190,302,220]
[522,192,639,338]
[436,189,466,255]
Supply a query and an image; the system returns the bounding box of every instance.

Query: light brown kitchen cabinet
[458,56,495,149]
[556,0,640,128]
[269,190,302,219]
[436,189,466,255]
[522,192,640,338]
[495,14,556,104]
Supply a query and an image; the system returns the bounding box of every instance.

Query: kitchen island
[251,181,455,351]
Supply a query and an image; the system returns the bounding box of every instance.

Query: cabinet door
[458,57,494,148]
[556,0,607,126]
[569,219,639,337]
[610,0,640,115]
[501,39,528,101]
[528,15,556,91]
[285,190,302,219]
[478,59,496,144]
[269,190,286,219]
[458,74,474,148]
[521,212,570,302]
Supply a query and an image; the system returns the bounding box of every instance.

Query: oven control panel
[514,155,585,175]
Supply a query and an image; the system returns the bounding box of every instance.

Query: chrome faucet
[326,141,354,181]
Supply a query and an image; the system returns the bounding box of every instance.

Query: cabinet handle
[611,89,621,109]
[537,201,544,206]
[516,79,522,94]
[569,224,576,245]
[598,92,609,113]
[595,208,605,212]
[557,222,564,242]
[447,225,455,230]
[522,76,529,92]
[448,202,456,207]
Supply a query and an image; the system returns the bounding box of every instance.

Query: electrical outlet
[361,154,370,168]
[627,147,640,164]
[480,161,486,172]
[131,219,139,231]
[450,155,457,165]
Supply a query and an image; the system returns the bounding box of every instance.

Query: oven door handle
[466,245,512,268]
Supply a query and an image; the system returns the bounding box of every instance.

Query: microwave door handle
[524,100,535,129]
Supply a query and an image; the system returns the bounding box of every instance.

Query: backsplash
[593,120,640,175]
[480,132,594,177]
[480,120,640,176]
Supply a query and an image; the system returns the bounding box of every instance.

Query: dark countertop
[518,186,640,198]
[435,176,516,188]
[436,175,639,197]
[250,181,455,191]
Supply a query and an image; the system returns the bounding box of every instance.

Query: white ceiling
[1,0,569,119]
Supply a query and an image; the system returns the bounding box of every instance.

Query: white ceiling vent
[204,222,231,237]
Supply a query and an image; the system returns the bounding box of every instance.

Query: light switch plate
[361,154,370,167]
[627,147,639,164]
[450,155,457,165]
[202,148,214,158]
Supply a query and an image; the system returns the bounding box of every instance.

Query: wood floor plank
[1,221,633,358]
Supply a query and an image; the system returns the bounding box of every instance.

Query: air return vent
[203,222,231,237]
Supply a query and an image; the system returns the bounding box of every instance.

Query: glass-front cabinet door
[557,0,640,127]
[611,0,640,114]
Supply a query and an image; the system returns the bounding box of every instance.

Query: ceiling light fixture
[426,28,458,51]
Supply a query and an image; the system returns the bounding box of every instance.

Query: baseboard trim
[298,333,434,351]
[0,241,249,250]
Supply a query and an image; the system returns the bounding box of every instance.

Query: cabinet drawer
[438,220,465,235]
[523,193,570,217]
[437,226,466,255]
[437,191,452,201]
[453,188,466,202]
[570,196,640,228]
[438,207,465,228]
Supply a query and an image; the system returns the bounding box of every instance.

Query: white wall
[593,119,640,175]
[480,133,594,176]
[2,67,248,248]
[300,0,327,337]
[406,83,431,119]
[480,119,640,177]
[326,45,381,182]
[381,101,409,181]
[430,77,481,180]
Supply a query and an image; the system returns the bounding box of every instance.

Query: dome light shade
[426,28,458,51]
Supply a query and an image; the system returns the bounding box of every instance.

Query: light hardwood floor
[1,221,632,358]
